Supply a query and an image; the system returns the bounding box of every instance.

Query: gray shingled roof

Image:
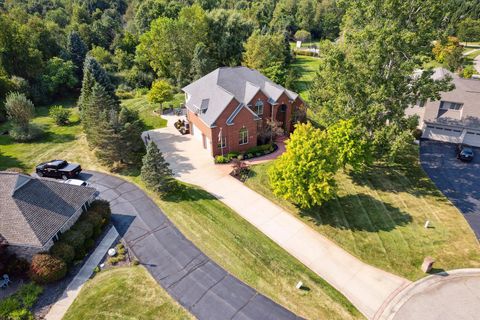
[0,172,96,247]
[182,67,299,127]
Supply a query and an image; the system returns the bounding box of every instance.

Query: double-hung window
[255,100,264,115]
[239,127,248,145]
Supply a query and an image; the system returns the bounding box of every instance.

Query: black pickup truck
[35,160,82,179]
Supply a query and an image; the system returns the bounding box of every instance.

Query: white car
[63,179,90,187]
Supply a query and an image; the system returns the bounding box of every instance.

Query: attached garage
[422,125,463,144]
[191,123,212,153]
[463,130,480,147]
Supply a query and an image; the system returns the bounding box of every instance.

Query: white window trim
[239,128,248,145]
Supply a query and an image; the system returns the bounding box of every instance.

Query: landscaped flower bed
[214,143,277,164]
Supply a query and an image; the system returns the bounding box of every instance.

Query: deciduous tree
[268,123,338,208]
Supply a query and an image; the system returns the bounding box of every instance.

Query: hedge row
[215,144,275,164]
[29,200,112,284]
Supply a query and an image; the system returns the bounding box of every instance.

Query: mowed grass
[121,94,184,130]
[63,267,193,320]
[292,55,321,100]
[244,149,480,280]
[0,100,362,319]
[128,178,363,320]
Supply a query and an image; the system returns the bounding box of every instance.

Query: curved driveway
[82,171,301,320]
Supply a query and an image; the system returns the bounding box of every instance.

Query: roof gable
[182,67,299,127]
[0,172,96,247]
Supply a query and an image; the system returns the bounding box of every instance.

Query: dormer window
[440,101,463,111]
[255,100,264,115]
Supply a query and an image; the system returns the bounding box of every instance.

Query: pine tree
[118,107,145,164]
[81,83,118,146]
[93,110,123,167]
[141,141,176,194]
[67,32,88,81]
[78,56,118,110]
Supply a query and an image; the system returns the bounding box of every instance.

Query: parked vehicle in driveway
[36,160,82,179]
[63,179,90,187]
[456,145,474,162]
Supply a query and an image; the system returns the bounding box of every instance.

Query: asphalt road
[82,171,302,320]
[420,140,480,239]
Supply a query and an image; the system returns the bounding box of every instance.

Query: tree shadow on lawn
[162,183,217,203]
[299,193,413,232]
[0,151,25,170]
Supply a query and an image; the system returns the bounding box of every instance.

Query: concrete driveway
[147,116,410,319]
[420,140,480,239]
[83,171,301,320]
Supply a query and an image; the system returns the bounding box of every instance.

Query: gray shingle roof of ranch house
[182,66,299,128]
[0,172,96,247]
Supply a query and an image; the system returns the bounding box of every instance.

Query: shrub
[49,106,71,125]
[89,200,111,226]
[16,283,43,309]
[247,153,253,158]
[0,297,22,318]
[412,128,423,140]
[246,144,273,156]
[9,124,43,142]
[84,238,95,251]
[226,152,240,160]
[61,229,85,250]
[5,255,30,278]
[72,220,94,239]
[461,65,476,78]
[29,253,67,284]
[74,247,86,260]
[81,211,103,230]
[50,242,75,265]
[214,155,229,164]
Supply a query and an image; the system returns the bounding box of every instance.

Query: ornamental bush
[61,229,85,250]
[29,254,67,284]
[50,242,75,265]
[89,200,111,226]
[49,106,71,125]
[73,220,94,239]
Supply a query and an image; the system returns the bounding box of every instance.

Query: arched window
[239,127,248,145]
[255,100,264,115]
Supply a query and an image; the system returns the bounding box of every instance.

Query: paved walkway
[376,269,480,320]
[44,226,119,320]
[147,116,411,319]
[84,171,302,320]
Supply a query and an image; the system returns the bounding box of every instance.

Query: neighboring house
[0,172,96,260]
[182,67,305,156]
[406,68,480,147]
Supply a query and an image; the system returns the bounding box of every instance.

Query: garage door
[423,125,462,144]
[463,131,480,147]
[191,124,211,152]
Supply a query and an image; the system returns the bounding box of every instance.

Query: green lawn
[63,267,192,320]
[292,56,321,101]
[0,99,362,319]
[244,150,480,281]
[130,179,362,320]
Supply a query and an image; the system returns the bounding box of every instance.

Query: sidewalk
[44,227,119,320]
[148,118,411,319]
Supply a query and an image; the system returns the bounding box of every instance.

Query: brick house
[182,67,305,156]
[0,172,96,260]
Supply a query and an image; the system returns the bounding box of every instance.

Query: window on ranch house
[255,100,264,115]
[239,127,248,145]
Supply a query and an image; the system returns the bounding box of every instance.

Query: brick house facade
[183,67,305,157]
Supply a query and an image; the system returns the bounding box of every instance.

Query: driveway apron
[420,140,480,239]
[83,171,302,320]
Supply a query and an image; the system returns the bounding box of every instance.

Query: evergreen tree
[67,31,88,81]
[118,107,145,164]
[78,56,118,110]
[93,110,123,167]
[81,83,118,145]
[141,141,176,194]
